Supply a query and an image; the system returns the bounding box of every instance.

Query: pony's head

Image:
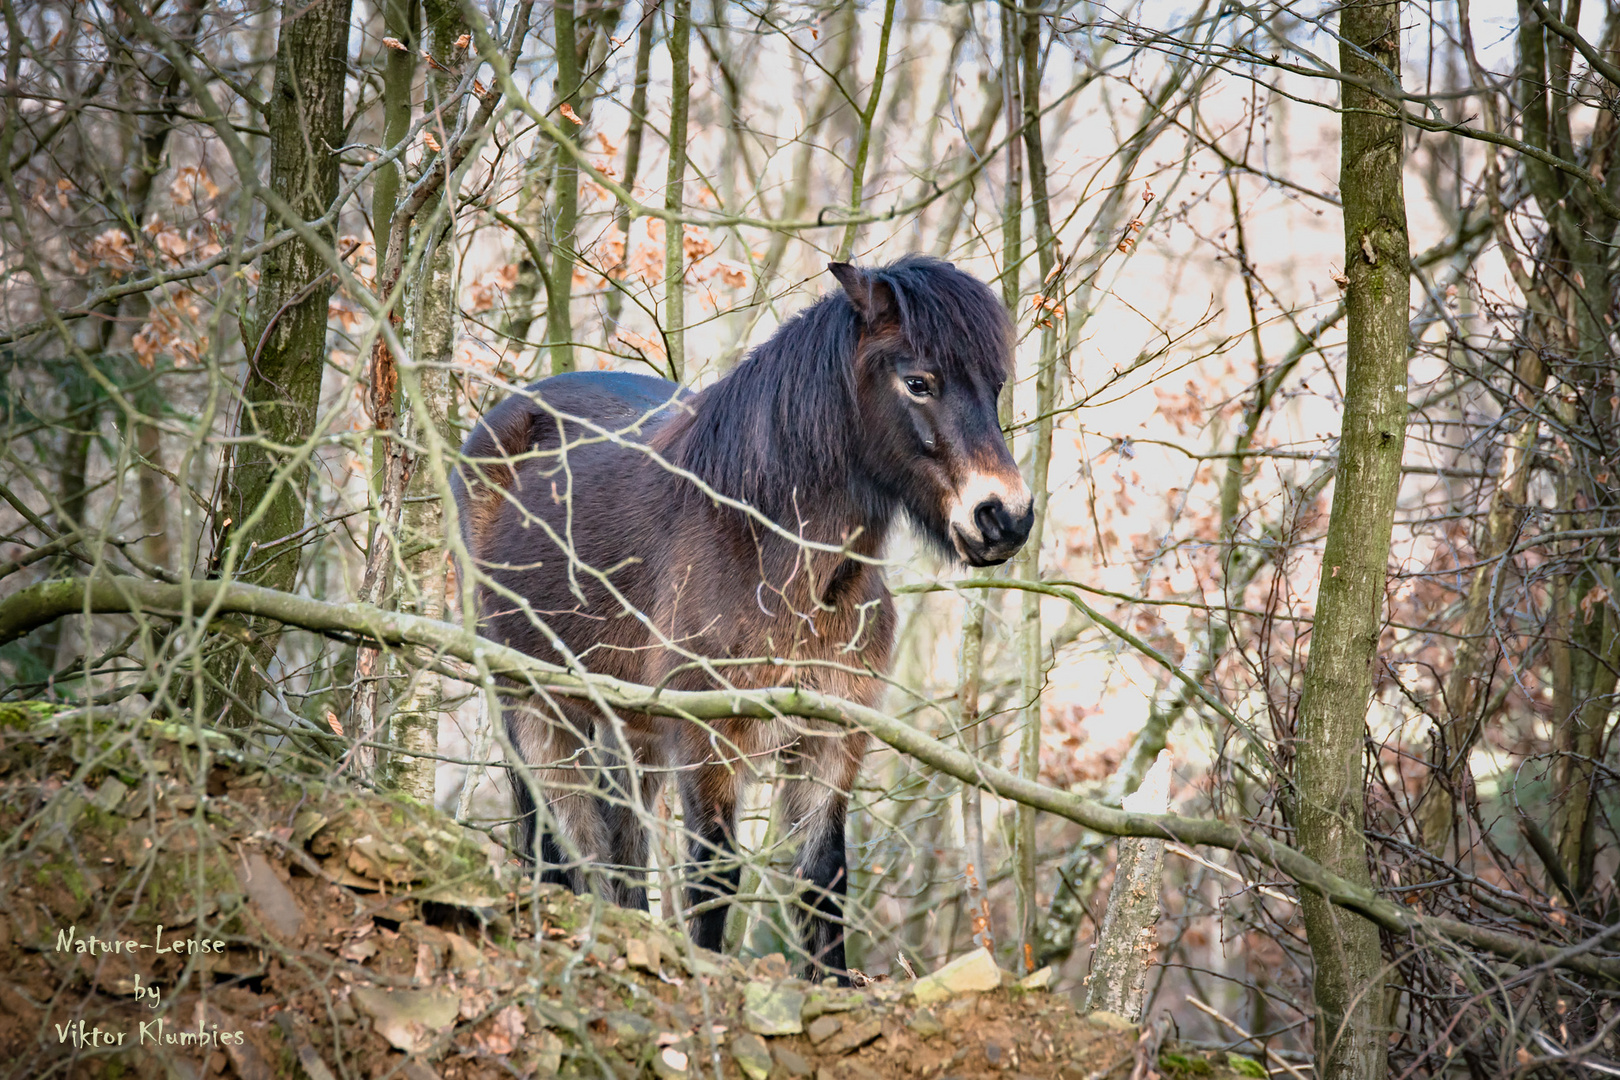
[831,258,1033,567]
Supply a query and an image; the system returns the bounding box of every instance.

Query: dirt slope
[0,705,1261,1080]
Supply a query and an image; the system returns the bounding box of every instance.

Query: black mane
[672,256,1012,528]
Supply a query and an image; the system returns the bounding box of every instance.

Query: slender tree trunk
[1014,5,1060,974]
[957,593,994,956]
[1293,0,1407,1073]
[834,0,896,260]
[605,2,656,334]
[1084,751,1172,1019]
[372,0,419,271]
[368,0,465,797]
[661,0,690,381]
[216,0,353,726]
[545,0,583,375]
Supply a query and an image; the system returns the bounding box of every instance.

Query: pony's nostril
[973,499,1006,542]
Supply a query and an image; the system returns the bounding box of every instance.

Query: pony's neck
[667,297,895,558]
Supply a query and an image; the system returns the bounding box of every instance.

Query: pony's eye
[904,377,931,397]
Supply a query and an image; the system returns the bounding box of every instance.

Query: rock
[818,1017,883,1055]
[806,1015,844,1045]
[626,937,656,972]
[1085,1010,1137,1033]
[907,1008,943,1038]
[775,1046,814,1076]
[291,809,328,844]
[535,1031,564,1074]
[443,931,484,974]
[604,1010,657,1042]
[744,981,805,1036]
[985,1041,1005,1067]
[350,987,459,1054]
[803,989,864,1020]
[1017,966,1054,991]
[731,1032,774,1080]
[234,851,306,940]
[347,835,421,884]
[753,953,792,980]
[92,776,128,813]
[910,949,1003,1004]
[653,1046,689,1079]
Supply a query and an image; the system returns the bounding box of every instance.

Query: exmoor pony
[453,257,1032,978]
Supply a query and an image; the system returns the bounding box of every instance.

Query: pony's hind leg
[597,746,663,911]
[507,702,612,895]
[679,762,744,951]
[778,730,869,983]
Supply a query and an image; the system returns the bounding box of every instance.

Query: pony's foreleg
[780,731,868,983]
[679,763,743,951]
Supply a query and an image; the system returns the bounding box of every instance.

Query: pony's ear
[828,262,898,328]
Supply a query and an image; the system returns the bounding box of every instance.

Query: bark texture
[218,0,352,724]
[1292,0,1408,1074]
[1083,751,1171,1021]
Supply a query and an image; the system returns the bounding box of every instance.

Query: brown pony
[453,257,1031,979]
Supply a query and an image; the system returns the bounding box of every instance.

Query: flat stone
[653,1046,689,1079]
[819,1017,882,1056]
[806,1015,844,1045]
[92,776,129,813]
[774,1046,813,1077]
[906,1008,943,1038]
[753,953,792,980]
[443,931,484,974]
[605,1010,657,1042]
[1017,966,1053,991]
[350,987,459,1054]
[803,989,864,1020]
[731,1033,774,1080]
[1085,1010,1137,1033]
[744,981,805,1036]
[626,937,657,971]
[235,851,305,940]
[910,949,1004,1004]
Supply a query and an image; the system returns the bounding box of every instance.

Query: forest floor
[0,704,1262,1080]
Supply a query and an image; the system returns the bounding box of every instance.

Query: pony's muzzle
[955,493,1034,566]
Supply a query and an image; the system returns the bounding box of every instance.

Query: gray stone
[234,851,306,940]
[806,1015,843,1045]
[731,1033,773,1080]
[92,776,129,813]
[604,1010,656,1042]
[350,987,459,1054]
[774,1046,813,1077]
[819,1017,882,1056]
[907,1009,943,1038]
[744,981,805,1036]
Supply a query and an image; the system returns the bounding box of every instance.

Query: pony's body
[455,258,1030,976]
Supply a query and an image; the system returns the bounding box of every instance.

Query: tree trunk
[1084,751,1171,1020]
[544,0,583,375]
[1014,5,1060,974]
[217,0,352,725]
[370,0,465,798]
[1292,0,1407,1073]
[660,0,690,381]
